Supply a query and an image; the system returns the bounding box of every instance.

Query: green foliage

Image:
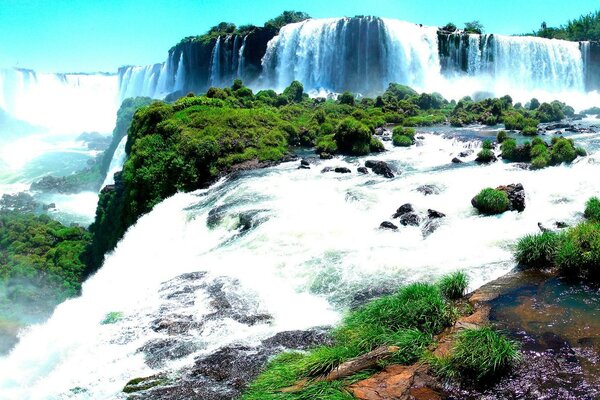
[333,118,372,155]
[550,137,577,164]
[437,271,469,300]
[392,126,416,147]
[431,327,520,381]
[555,222,600,279]
[476,148,495,163]
[496,130,508,143]
[101,311,123,325]
[264,11,310,31]
[515,232,561,269]
[522,126,538,136]
[482,139,493,150]
[0,212,91,323]
[464,21,484,34]
[585,197,600,222]
[283,81,305,103]
[369,137,385,153]
[338,92,355,106]
[473,188,510,215]
[503,112,539,131]
[535,102,565,123]
[534,11,600,41]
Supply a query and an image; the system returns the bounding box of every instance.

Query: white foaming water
[101,135,128,188]
[2,130,600,399]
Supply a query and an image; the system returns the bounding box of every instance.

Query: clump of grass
[514,231,561,269]
[473,188,510,215]
[430,327,521,382]
[392,126,416,147]
[243,282,453,399]
[555,221,600,279]
[476,148,496,163]
[496,130,508,143]
[438,271,469,300]
[101,311,123,325]
[584,197,600,222]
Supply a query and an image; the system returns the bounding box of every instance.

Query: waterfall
[237,35,248,79]
[209,36,222,87]
[0,69,119,134]
[101,135,128,188]
[4,130,600,397]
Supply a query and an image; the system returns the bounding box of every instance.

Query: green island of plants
[515,197,600,280]
[500,136,585,169]
[472,188,511,215]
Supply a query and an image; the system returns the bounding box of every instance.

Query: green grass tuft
[584,197,600,222]
[514,232,561,269]
[473,188,510,215]
[437,271,469,300]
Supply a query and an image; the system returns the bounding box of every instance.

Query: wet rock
[380,221,398,230]
[300,159,310,166]
[392,203,414,218]
[151,315,200,335]
[427,209,446,219]
[334,167,351,174]
[321,166,334,173]
[298,165,310,170]
[357,167,369,174]
[123,374,170,394]
[451,157,463,164]
[365,160,394,178]
[399,212,421,227]
[459,150,473,157]
[138,339,197,368]
[374,127,386,136]
[422,219,443,237]
[262,329,333,350]
[538,222,551,233]
[498,183,526,212]
[416,184,442,196]
[555,221,569,229]
[319,152,333,160]
[382,136,392,141]
[30,176,79,194]
[43,202,56,210]
[392,203,415,218]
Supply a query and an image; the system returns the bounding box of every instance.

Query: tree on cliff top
[464,21,484,34]
[264,11,310,30]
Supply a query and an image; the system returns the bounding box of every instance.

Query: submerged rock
[365,160,394,178]
[416,184,442,196]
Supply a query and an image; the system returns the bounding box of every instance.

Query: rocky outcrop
[380,221,398,230]
[498,183,526,212]
[365,160,395,178]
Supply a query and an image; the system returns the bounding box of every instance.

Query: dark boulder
[300,159,310,166]
[364,160,394,178]
[392,203,414,218]
[357,167,369,174]
[497,183,526,212]
[321,167,333,173]
[380,221,398,230]
[451,157,463,164]
[319,153,333,160]
[334,167,351,174]
[458,150,473,158]
[427,209,446,219]
[399,212,421,226]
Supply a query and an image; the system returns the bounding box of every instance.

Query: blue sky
[1,0,598,73]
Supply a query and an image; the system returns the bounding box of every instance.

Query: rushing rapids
[2,122,600,398]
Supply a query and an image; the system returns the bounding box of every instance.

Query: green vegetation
[473,188,510,215]
[437,271,469,300]
[0,212,91,323]
[515,199,600,280]
[101,311,123,325]
[584,197,600,222]
[430,327,521,382]
[534,10,600,41]
[243,280,459,399]
[392,126,416,147]
[500,136,582,169]
[464,21,484,34]
[496,130,508,143]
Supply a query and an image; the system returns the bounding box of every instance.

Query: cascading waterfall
[209,36,222,87]
[237,35,248,79]
[3,126,600,398]
[101,135,128,188]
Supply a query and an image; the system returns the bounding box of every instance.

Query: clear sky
[0,0,598,73]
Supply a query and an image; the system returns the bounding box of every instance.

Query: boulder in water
[357,166,369,174]
[392,203,414,218]
[335,167,352,174]
[452,157,463,164]
[365,160,394,178]
[380,221,398,230]
[416,184,442,196]
[320,153,333,160]
[497,183,526,212]
[399,212,421,226]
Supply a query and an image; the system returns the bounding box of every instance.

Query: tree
[264,11,310,30]
[464,21,484,34]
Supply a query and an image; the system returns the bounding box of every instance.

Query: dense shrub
[585,197,600,222]
[496,130,508,143]
[473,188,510,215]
[334,118,372,155]
[555,222,600,279]
[550,137,577,164]
[392,126,416,147]
[515,232,561,269]
[476,148,496,163]
[338,91,355,106]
